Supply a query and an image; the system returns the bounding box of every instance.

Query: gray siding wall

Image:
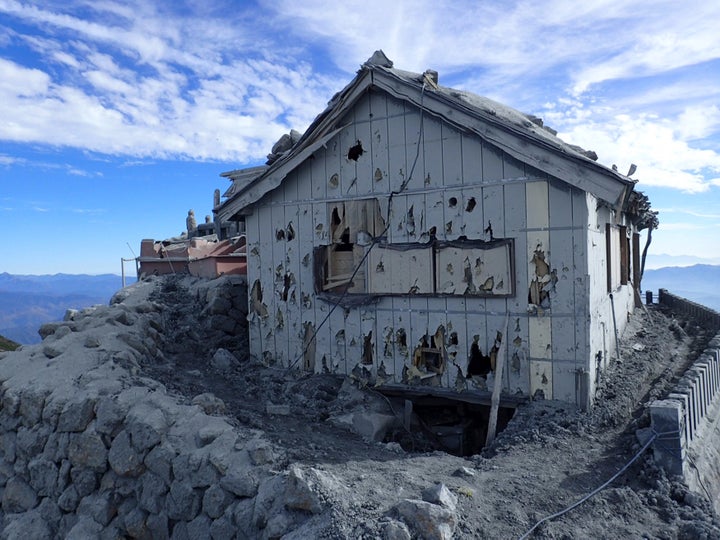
[245,90,598,406]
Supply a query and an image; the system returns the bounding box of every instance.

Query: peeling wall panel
[482,184,505,238]
[404,107,426,192]
[424,191,445,242]
[369,91,391,195]
[339,123,359,197]
[504,181,527,313]
[461,189,485,238]
[391,296,411,381]
[352,94,373,197]
[507,315,530,395]
[422,115,444,190]
[530,359,554,399]
[442,188,464,240]
[246,213,263,362]
[526,180,550,229]
[387,97,409,194]
[257,206,276,363]
[271,201,290,367]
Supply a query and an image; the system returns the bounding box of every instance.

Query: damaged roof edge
[218,51,638,217]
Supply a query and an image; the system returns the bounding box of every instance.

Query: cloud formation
[0,0,718,196]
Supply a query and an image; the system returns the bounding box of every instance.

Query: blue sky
[1,0,719,275]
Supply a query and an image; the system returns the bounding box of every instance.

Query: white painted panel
[530,360,553,399]
[367,246,434,294]
[461,134,483,185]
[386,97,408,193]
[481,142,504,183]
[460,187,485,237]
[441,123,463,187]
[526,180,549,229]
[529,316,552,359]
[435,244,513,296]
[422,115,444,189]
[370,91,391,195]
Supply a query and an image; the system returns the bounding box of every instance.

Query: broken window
[435,239,514,296]
[316,199,385,293]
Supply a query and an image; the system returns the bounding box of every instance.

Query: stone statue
[205,215,212,224]
[214,189,221,208]
[186,209,197,234]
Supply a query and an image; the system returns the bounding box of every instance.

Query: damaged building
[215,50,649,410]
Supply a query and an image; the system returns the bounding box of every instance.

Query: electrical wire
[286,81,428,373]
[517,432,662,539]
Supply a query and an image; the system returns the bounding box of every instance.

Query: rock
[1,509,53,540]
[19,388,46,425]
[211,348,239,371]
[382,519,412,540]
[284,466,322,514]
[185,513,211,538]
[42,343,64,359]
[352,411,396,442]
[173,453,219,488]
[95,397,128,436]
[71,467,98,497]
[144,443,176,485]
[16,424,51,459]
[122,506,149,538]
[84,335,101,348]
[77,493,115,526]
[2,476,39,513]
[165,479,201,521]
[220,470,258,498]
[210,515,236,540]
[28,458,59,497]
[146,512,170,540]
[394,499,457,540]
[203,484,231,519]
[421,483,457,512]
[452,467,475,478]
[58,397,96,432]
[139,471,168,514]
[126,404,167,452]
[191,393,226,415]
[246,439,275,465]
[65,515,103,540]
[68,431,108,472]
[58,485,80,512]
[108,430,145,477]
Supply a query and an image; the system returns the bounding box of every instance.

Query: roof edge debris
[217,50,643,221]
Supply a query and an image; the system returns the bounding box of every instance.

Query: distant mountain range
[1,265,717,346]
[0,273,134,345]
[642,264,720,312]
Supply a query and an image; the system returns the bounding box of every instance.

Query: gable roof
[216,51,636,220]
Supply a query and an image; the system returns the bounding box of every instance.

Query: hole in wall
[465,197,476,212]
[347,141,364,161]
[448,197,458,208]
[383,397,515,456]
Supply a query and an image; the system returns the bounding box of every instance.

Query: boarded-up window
[319,199,385,293]
[435,240,514,296]
[368,246,434,294]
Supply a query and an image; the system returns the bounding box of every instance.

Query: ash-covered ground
[136,275,719,538]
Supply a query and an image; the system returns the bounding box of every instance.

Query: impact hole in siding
[362,332,373,365]
[467,340,491,377]
[448,197,458,208]
[276,229,285,241]
[347,140,364,161]
[286,222,295,241]
[465,197,477,212]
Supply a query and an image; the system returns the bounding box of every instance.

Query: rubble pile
[0,274,718,539]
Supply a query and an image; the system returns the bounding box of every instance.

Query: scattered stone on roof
[266,129,302,165]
